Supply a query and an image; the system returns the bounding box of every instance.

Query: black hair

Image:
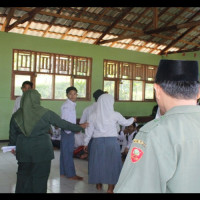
[66,86,78,94]
[158,81,199,99]
[22,81,33,88]
[93,89,105,102]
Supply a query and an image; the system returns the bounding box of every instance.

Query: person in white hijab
[83,93,136,193]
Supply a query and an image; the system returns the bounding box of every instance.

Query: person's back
[114,59,200,193]
[9,89,86,193]
[157,106,200,192]
[79,102,97,124]
[115,105,200,192]
[84,94,136,193]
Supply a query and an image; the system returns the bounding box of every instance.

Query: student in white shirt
[121,122,137,161]
[117,126,126,152]
[60,86,88,181]
[83,94,137,193]
[12,81,33,114]
[49,125,61,149]
[80,89,105,160]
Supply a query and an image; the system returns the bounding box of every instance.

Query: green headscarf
[14,89,48,137]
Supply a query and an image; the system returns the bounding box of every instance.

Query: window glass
[12,50,92,100]
[104,80,115,97]
[74,79,86,98]
[14,75,31,96]
[103,59,156,102]
[132,81,143,101]
[145,83,154,99]
[119,80,130,100]
[55,75,71,99]
[35,74,53,99]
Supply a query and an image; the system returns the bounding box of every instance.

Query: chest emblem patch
[130,147,143,163]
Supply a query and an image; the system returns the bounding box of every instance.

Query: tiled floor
[0,142,108,193]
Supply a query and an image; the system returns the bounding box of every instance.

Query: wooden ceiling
[1,7,200,55]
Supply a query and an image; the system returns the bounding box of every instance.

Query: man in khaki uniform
[114,59,200,193]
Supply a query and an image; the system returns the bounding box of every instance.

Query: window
[103,59,157,102]
[11,49,92,100]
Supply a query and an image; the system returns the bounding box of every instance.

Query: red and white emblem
[130,147,143,163]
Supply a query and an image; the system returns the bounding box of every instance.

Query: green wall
[1,31,189,140]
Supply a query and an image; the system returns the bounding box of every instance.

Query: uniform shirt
[114,105,200,193]
[79,102,97,124]
[84,112,134,146]
[9,110,83,163]
[12,96,21,114]
[61,99,76,134]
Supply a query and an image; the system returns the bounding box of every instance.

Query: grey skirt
[88,137,122,185]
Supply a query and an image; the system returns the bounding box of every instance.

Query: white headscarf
[93,93,115,133]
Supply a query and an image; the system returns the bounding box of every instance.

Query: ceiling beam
[5,7,44,32]
[12,7,157,35]
[1,7,16,31]
[159,26,197,55]
[167,46,200,54]
[143,7,170,31]
[99,19,200,45]
[153,7,158,29]
[146,19,200,35]
[78,7,112,42]
[123,8,151,49]
[61,7,88,40]
[42,7,64,37]
[94,7,133,45]
[178,32,199,50]
[159,10,200,55]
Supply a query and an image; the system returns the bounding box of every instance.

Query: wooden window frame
[103,59,157,102]
[11,49,92,101]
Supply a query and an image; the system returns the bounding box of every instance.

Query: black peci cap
[155,59,199,83]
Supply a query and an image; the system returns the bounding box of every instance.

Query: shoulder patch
[130,147,143,163]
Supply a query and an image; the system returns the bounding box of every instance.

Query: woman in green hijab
[9,89,88,193]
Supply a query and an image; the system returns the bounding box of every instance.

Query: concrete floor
[0,142,108,193]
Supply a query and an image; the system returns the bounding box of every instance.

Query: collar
[165,105,200,116]
[66,99,76,107]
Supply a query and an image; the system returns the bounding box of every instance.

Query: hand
[83,146,88,153]
[80,122,89,129]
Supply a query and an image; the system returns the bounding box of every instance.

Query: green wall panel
[0,31,163,139]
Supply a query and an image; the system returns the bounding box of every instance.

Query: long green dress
[9,89,84,193]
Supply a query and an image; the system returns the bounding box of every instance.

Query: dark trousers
[15,161,51,193]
